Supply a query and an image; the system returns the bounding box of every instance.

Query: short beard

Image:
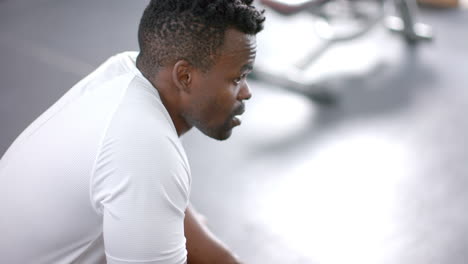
[181,111,233,141]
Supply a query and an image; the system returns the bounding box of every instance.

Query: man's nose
[238,81,252,101]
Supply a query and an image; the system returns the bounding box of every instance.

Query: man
[0,0,265,263]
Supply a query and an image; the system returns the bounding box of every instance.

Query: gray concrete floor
[1,1,468,263]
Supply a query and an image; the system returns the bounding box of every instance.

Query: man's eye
[233,77,242,85]
[233,74,247,85]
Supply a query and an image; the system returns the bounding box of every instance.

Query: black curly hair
[137,0,265,74]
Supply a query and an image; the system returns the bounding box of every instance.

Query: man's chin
[214,131,232,141]
[199,127,233,141]
[210,129,233,141]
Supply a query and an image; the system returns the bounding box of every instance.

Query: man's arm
[184,205,242,264]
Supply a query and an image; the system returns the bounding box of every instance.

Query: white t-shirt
[0,52,191,264]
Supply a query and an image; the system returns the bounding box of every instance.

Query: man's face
[182,29,257,140]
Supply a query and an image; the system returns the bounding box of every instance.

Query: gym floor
[1,1,467,263]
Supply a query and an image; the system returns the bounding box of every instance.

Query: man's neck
[136,57,192,137]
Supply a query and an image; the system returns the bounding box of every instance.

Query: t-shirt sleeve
[90,127,191,264]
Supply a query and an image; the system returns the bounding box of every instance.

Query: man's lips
[232,115,242,126]
[233,103,245,116]
[231,103,245,126]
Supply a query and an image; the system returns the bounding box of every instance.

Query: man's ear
[172,60,193,93]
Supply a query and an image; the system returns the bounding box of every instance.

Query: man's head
[137,0,265,140]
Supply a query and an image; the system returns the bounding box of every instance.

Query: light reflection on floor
[250,125,418,263]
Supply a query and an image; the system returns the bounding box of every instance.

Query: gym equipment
[252,0,433,103]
